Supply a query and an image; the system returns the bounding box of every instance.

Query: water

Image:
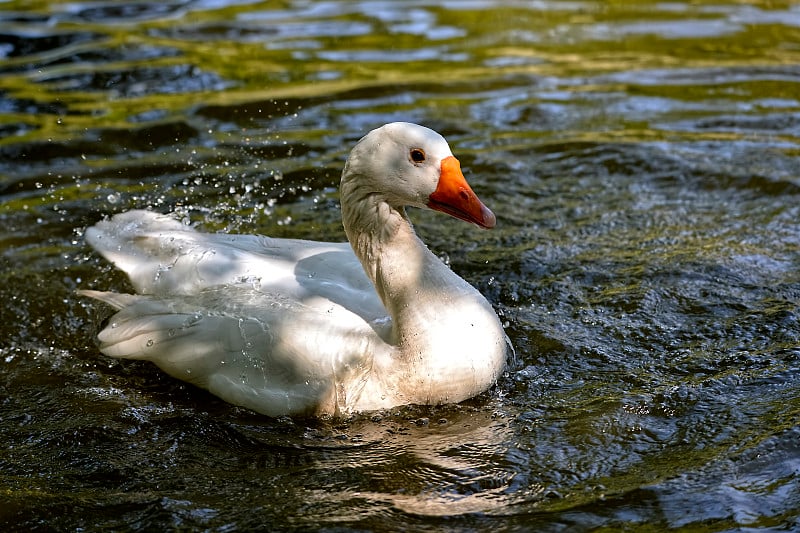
[2,0,799,530]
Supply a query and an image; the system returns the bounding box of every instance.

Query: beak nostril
[429,155,494,228]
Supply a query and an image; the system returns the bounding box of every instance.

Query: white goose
[79,122,508,417]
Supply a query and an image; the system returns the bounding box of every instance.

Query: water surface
[1,1,799,530]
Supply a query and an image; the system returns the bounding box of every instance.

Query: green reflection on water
[2,0,797,152]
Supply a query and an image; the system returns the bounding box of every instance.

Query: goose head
[342,122,496,229]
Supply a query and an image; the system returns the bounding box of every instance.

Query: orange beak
[427,156,496,229]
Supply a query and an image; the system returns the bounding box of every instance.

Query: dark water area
[1,0,799,530]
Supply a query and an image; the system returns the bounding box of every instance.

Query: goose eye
[409,148,426,163]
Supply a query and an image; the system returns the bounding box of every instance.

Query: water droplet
[184,314,202,327]
[146,339,154,347]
